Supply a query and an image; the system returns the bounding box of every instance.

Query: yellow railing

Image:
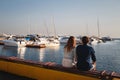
[0,56,120,80]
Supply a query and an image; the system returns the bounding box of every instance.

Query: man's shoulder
[76,45,83,49]
[87,45,93,49]
[76,44,82,47]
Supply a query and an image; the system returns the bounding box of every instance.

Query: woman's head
[65,36,76,52]
[82,36,89,45]
[68,36,76,46]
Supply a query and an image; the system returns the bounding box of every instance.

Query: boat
[101,36,112,43]
[26,43,46,48]
[25,34,46,48]
[0,56,120,80]
[43,17,60,47]
[89,36,103,45]
[59,36,69,44]
[3,36,26,47]
[75,36,82,44]
[0,33,9,45]
[3,40,26,47]
[89,17,104,45]
[60,36,81,44]
[89,37,99,45]
[46,37,60,47]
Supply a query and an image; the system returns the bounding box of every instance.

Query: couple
[62,36,96,71]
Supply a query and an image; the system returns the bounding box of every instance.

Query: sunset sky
[0,0,120,38]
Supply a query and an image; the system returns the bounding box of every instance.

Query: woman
[62,36,76,68]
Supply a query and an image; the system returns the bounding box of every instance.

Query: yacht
[59,36,69,44]
[45,38,60,47]
[25,35,46,48]
[3,36,26,47]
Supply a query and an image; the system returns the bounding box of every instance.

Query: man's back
[76,44,96,71]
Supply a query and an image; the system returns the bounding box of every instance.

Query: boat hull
[3,40,26,47]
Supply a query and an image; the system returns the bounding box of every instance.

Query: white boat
[3,39,26,47]
[75,36,82,44]
[89,37,103,45]
[3,40,26,47]
[89,38,98,45]
[39,37,49,44]
[59,36,69,44]
[44,17,60,47]
[59,36,81,44]
[46,38,60,47]
[25,35,46,48]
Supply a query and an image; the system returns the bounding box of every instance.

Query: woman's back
[62,36,76,68]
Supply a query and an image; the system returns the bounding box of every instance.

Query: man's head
[82,36,89,45]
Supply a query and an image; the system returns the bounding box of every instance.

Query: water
[0,40,120,73]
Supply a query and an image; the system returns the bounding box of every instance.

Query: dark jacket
[76,44,96,71]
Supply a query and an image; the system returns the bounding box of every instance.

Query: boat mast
[44,20,49,37]
[97,17,100,38]
[27,16,31,34]
[52,16,57,38]
[86,23,89,36]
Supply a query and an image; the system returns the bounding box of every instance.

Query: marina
[0,40,120,73]
[1,0,120,79]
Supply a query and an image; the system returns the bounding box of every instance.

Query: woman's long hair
[64,36,76,53]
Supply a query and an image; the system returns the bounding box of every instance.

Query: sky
[0,0,120,38]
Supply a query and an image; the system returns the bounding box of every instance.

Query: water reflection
[17,47,26,59]
[24,48,40,62]
[41,45,63,64]
[46,45,60,50]
[0,46,18,57]
[0,45,63,64]
[39,49,44,62]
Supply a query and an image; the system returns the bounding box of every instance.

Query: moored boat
[3,36,26,47]
[26,43,46,48]
[25,34,46,48]
[59,36,69,44]
[46,38,60,47]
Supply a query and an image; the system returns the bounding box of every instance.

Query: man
[76,36,96,71]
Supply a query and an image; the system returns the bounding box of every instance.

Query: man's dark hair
[82,36,89,44]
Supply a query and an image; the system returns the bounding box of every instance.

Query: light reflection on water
[0,40,120,73]
[0,44,64,64]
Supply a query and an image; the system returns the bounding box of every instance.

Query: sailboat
[45,17,60,47]
[96,17,103,43]
[89,18,102,45]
